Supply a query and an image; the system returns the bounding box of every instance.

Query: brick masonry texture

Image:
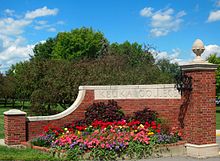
[182,70,216,145]
[4,70,217,145]
[4,115,26,145]
[27,91,182,140]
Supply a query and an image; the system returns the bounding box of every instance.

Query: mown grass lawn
[0,145,59,161]
[0,107,10,138]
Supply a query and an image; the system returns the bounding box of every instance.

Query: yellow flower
[77,131,81,135]
[64,128,68,131]
[148,132,154,136]
[139,124,144,128]
[118,126,122,129]
[134,130,137,133]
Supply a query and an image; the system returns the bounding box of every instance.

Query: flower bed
[31,101,183,160]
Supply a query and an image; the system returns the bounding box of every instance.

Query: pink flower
[105,143,110,149]
[101,143,105,148]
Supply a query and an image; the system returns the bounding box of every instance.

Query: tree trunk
[12,99,15,108]
[4,98,7,107]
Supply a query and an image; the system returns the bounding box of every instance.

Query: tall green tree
[207,54,220,96]
[0,75,16,107]
[32,27,109,61]
[0,73,3,98]
[33,38,56,60]
[156,58,180,81]
[109,41,155,66]
[7,27,180,115]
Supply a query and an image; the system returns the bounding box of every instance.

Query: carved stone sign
[92,84,181,100]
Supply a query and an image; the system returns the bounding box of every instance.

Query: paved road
[217,136,220,148]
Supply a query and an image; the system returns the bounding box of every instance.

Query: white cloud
[25,6,58,19]
[140,7,153,17]
[207,10,220,22]
[34,20,58,31]
[47,27,56,32]
[34,24,51,30]
[0,35,34,73]
[0,6,60,73]
[0,17,31,36]
[202,44,220,59]
[140,7,186,37]
[57,20,65,25]
[155,48,183,63]
[176,11,187,18]
[4,9,15,16]
[150,28,168,37]
[36,20,48,25]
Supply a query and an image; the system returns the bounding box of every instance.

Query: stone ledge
[185,143,220,158]
[79,84,177,90]
[181,63,218,71]
[4,109,26,116]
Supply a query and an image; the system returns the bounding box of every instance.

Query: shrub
[132,107,159,124]
[84,100,125,124]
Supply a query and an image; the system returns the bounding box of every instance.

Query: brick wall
[4,64,218,146]
[27,90,182,140]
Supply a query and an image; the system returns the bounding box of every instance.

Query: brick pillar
[181,64,217,145]
[181,39,219,158]
[182,63,220,158]
[4,109,27,145]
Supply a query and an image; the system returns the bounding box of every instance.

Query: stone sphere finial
[192,39,205,62]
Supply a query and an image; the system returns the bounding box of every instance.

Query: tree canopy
[33,27,108,61]
[207,54,220,97]
[4,27,180,115]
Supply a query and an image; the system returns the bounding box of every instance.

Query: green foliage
[33,38,56,60]
[66,146,84,161]
[31,135,54,147]
[89,148,118,161]
[126,141,155,159]
[109,42,155,66]
[156,58,180,81]
[85,100,125,124]
[33,27,109,61]
[207,54,220,96]
[4,27,179,115]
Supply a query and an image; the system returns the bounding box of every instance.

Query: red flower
[145,122,150,128]
[151,121,156,126]
[76,126,86,131]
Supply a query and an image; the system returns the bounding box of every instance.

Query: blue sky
[0,0,220,72]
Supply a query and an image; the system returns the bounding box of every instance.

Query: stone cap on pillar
[180,39,218,71]
[4,109,26,116]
